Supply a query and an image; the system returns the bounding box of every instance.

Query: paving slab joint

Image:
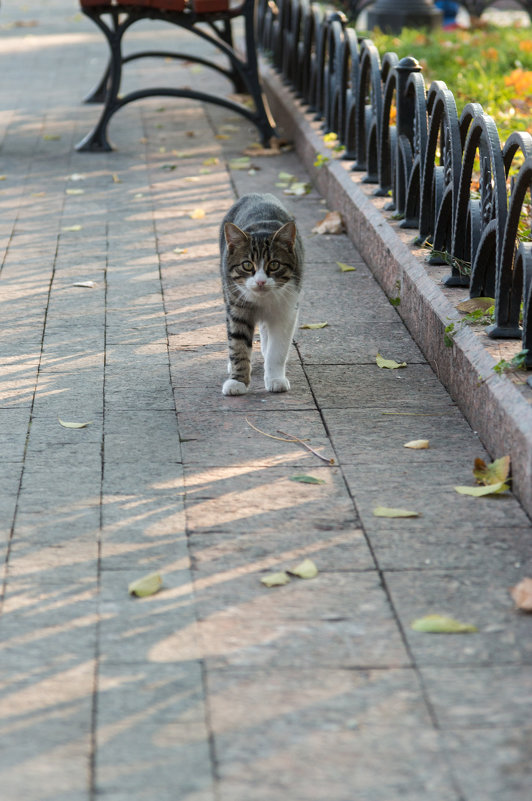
[262,62,532,521]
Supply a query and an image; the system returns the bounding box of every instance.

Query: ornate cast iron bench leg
[77,0,277,151]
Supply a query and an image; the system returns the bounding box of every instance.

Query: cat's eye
[269,260,281,271]
[241,260,254,272]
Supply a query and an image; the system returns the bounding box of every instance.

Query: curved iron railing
[257,0,532,365]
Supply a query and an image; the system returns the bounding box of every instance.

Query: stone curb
[262,62,532,519]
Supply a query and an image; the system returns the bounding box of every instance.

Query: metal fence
[257,0,532,365]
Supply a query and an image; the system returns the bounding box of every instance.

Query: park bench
[77,0,277,151]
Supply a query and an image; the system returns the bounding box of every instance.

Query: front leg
[263,307,298,393]
[222,312,254,395]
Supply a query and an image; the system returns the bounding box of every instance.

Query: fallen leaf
[337,262,356,272]
[43,134,60,141]
[69,173,85,181]
[62,225,82,232]
[0,175,6,181]
[128,572,163,597]
[376,354,407,369]
[161,163,177,171]
[72,281,96,288]
[299,322,328,330]
[456,297,495,313]
[323,132,338,148]
[203,157,219,166]
[312,211,344,234]
[373,506,419,518]
[188,208,205,220]
[283,181,311,196]
[278,171,295,181]
[403,439,430,449]
[66,188,85,195]
[111,172,121,183]
[58,418,91,429]
[219,124,239,133]
[509,577,532,611]
[229,157,252,170]
[288,559,318,579]
[473,454,510,486]
[454,481,509,496]
[290,474,326,485]
[411,614,478,633]
[215,134,230,140]
[185,176,200,183]
[173,247,188,255]
[261,571,291,587]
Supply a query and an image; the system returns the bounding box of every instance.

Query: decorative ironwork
[258,0,532,360]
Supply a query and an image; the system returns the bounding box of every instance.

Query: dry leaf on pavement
[404,439,430,449]
[290,474,326,485]
[410,614,478,633]
[373,506,419,518]
[454,481,509,497]
[312,211,344,234]
[128,572,163,597]
[58,418,91,429]
[376,353,407,369]
[261,571,291,587]
[288,559,318,579]
[509,577,532,611]
[473,454,510,486]
[337,262,356,272]
[299,322,328,330]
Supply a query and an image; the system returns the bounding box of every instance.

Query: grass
[364,23,532,143]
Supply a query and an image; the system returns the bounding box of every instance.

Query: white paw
[265,376,290,393]
[222,378,248,396]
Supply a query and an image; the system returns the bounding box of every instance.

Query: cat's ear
[272,220,297,251]
[224,222,249,252]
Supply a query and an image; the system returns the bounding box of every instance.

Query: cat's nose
[255,278,266,287]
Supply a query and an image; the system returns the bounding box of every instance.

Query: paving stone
[385,569,532,666]
[2,6,532,799]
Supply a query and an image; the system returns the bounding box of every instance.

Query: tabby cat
[219,193,304,395]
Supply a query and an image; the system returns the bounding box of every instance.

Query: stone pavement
[1,3,532,800]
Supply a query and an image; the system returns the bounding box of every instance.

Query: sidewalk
[1,3,531,800]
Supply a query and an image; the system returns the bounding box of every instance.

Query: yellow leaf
[188,208,205,220]
[58,418,91,429]
[261,571,291,587]
[203,157,219,166]
[112,173,121,183]
[510,577,532,611]
[403,439,430,449]
[229,157,252,170]
[288,559,318,579]
[283,181,311,196]
[376,353,407,369]
[173,247,188,255]
[454,482,509,496]
[299,322,328,330]
[128,572,163,597]
[66,188,85,195]
[373,506,419,518]
[215,134,230,140]
[311,211,344,234]
[456,297,495,313]
[337,262,356,272]
[72,281,96,288]
[411,614,477,633]
[473,455,510,486]
[43,134,60,141]
[62,225,82,232]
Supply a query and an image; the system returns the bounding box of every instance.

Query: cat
[219,193,304,396]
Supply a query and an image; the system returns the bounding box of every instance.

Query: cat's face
[224,221,298,301]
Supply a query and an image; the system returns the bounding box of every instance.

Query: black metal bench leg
[76,10,125,151]
[83,58,111,104]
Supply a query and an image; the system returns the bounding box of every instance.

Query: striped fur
[220,194,304,395]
